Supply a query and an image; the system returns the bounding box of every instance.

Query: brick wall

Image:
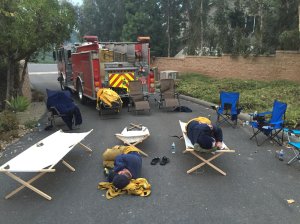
[151,51,300,82]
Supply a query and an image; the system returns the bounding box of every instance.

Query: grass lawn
[177,73,300,128]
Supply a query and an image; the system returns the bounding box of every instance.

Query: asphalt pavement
[1,67,300,224]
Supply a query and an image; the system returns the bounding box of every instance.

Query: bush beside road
[177,73,300,128]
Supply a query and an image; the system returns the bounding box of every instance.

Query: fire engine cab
[53,36,154,104]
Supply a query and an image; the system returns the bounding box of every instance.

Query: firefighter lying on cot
[103,145,142,189]
[186,116,224,152]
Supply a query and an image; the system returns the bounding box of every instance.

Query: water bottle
[171,142,176,154]
[278,149,284,161]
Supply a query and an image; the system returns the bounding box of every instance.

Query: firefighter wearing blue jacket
[186,117,223,152]
[106,152,142,189]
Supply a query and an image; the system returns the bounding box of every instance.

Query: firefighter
[186,116,223,152]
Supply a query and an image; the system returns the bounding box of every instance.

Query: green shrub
[177,73,300,128]
[24,119,38,129]
[0,111,19,132]
[279,29,300,50]
[5,96,30,112]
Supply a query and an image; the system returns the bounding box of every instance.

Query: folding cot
[115,123,150,157]
[0,129,93,200]
[179,120,235,176]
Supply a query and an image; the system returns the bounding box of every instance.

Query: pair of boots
[193,143,218,153]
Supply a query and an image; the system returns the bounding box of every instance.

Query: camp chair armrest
[289,129,300,136]
[211,105,219,110]
[249,111,272,117]
[269,120,284,126]
[258,111,272,116]
[49,106,61,116]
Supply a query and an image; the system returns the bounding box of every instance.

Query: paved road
[1,65,300,224]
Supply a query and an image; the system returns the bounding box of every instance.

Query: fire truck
[53,36,154,104]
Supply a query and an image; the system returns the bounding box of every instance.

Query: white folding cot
[179,120,235,176]
[0,129,93,200]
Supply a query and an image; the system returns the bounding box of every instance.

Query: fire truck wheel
[77,81,86,104]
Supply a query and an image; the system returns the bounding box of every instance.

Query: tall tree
[183,0,211,55]
[158,0,184,56]
[121,0,166,56]
[0,0,76,102]
[78,0,126,41]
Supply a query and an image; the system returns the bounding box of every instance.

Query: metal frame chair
[284,128,300,165]
[156,79,180,110]
[127,80,150,114]
[215,91,241,128]
[46,89,81,130]
[249,100,287,146]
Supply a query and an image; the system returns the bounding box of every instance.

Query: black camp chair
[46,89,82,130]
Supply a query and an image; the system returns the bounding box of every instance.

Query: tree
[0,0,76,103]
[121,0,167,56]
[157,0,184,57]
[78,0,126,41]
[182,0,211,55]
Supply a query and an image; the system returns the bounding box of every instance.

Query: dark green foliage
[77,0,299,56]
[24,119,38,129]
[0,111,19,132]
[279,29,300,50]
[0,0,77,103]
[177,73,300,127]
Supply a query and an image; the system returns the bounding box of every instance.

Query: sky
[69,0,83,6]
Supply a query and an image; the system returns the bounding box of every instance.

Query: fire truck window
[52,51,56,61]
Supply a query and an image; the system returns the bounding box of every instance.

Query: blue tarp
[46,89,82,129]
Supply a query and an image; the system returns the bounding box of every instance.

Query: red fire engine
[53,36,154,104]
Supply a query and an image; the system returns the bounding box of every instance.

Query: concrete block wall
[151,51,300,82]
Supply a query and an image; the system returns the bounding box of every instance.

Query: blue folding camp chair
[215,91,242,127]
[284,129,300,165]
[249,100,287,146]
